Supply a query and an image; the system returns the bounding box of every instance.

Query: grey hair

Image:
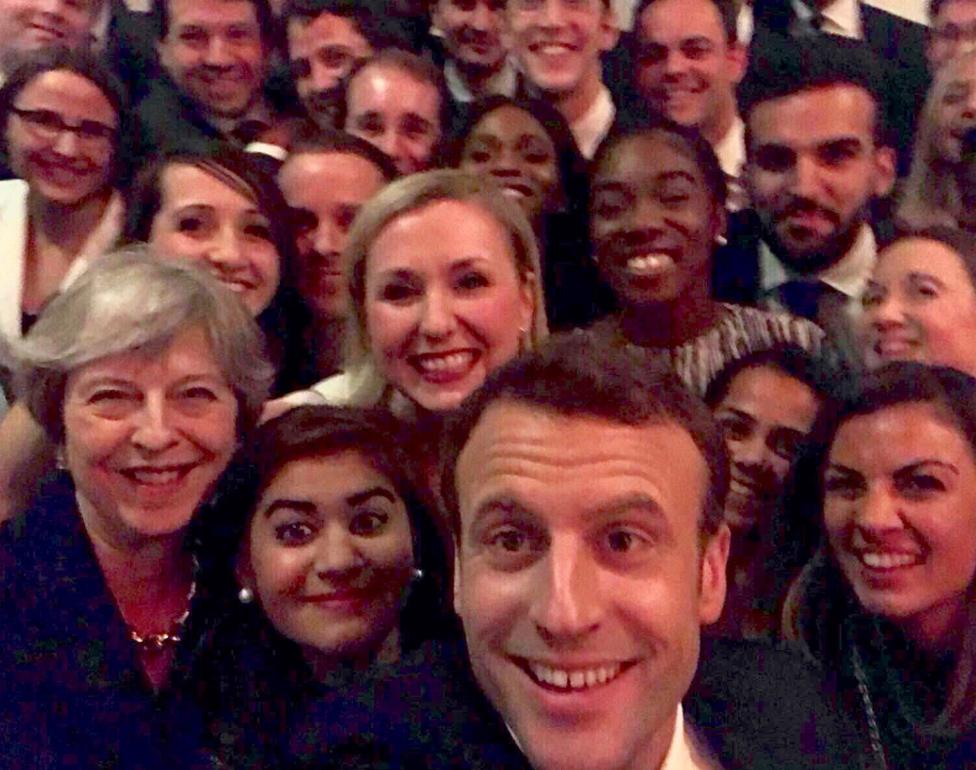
[897,51,976,229]
[344,169,548,369]
[12,246,275,442]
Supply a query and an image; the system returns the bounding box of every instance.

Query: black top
[0,473,215,769]
[285,636,864,770]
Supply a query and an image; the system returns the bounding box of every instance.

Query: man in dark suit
[747,0,929,174]
[286,336,863,770]
[715,35,895,358]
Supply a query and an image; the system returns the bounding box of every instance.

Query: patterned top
[585,303,827,395]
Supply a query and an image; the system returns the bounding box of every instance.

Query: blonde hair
[328,170,548,408]
[898,51,976,229]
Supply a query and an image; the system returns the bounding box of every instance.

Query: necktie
[778,279,831,322]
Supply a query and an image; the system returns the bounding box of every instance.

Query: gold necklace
[124,559,198,651]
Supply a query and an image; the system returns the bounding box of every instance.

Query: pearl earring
[238,587,254,604]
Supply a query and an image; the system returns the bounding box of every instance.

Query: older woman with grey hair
[273,168,548,417]
[0,248,273,768]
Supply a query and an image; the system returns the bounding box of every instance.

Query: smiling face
[824,402,976,646]
[714,366,819,533]
[243,451,415,665]
[590,131,722,308]
[364,198,534,413]
[932,55,976,164]
[459,105,561,222]
[433,0,507,75]
[507,0,617,100]
[454,402,728,770]
[928,0,976,71]
[745,85,896,274]
[345,62,441,175]
[279,150,387,322]
[63,325,239,547]
[0,0,100,64]
[860,237,976,377]
[5,69,117,205]
[149,163,281,315]
[635,0,744,143]
[156,0,267,121]
[287,11,373,127]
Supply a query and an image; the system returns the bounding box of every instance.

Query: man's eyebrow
[593,492,666,520]
[471,495,534,521]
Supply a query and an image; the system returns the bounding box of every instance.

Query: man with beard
[284,0,399,129]
[431,0,515,105]
[714,35,895,358]
[134,0,279,160]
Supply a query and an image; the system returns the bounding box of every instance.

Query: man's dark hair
[740,35,889,146]
[287,124,399,180]
[704,345,830,408]
[441,333,730,543]
[633,0,738,43]
[0,47,132,187]
[282,0,410,51]
[153,0,276,43]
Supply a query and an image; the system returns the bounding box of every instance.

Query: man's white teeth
[626,254,674,275]
[128,468,185,485]
[539,43,572,55]
[417,352,474,373]
[859,551,919,569]
[529,662,622,690]
[502,186,527,199]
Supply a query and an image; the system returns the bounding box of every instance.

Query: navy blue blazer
[285,637,864,770]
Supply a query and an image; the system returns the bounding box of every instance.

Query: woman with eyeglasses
[0,48,128,351]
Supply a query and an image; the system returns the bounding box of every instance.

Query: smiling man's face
[454,400,728,770]
[507,0,617,100]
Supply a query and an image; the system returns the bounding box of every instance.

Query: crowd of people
[0,0,974,768]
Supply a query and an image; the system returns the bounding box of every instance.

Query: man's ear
[698,523,730,625]
[453,544,464,617]
[599,4,621,53]
[872,145,897,198]
[728,41,748,86]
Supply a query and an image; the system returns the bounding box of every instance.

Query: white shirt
[444,58,518,104]
[791,0,863,39]
[713,116,747,211]
[571,83,616,160]
[505,706,721,770]
[759,222,876,323]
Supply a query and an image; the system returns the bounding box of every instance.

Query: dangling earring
[238,587,254,604]
[55,446,66,471]
[412,568,424,582]
[518,326,529,353]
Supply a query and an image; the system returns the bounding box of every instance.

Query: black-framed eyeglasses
[10,107,117,146]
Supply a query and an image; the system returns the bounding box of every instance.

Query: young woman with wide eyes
[195,405,451,766]
[704,346,826,640]
[860,226,976,379]
[0,49,129,349]
[783,363,976,770]
[450,95,612,330]
[586,118,826,395]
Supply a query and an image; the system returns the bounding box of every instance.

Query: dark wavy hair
[201,405,453,653]
[0,46,132,188]
[789,362,976,732]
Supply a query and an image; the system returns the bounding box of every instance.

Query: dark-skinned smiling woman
[585,118,826,395]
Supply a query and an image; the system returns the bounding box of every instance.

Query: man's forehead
[638,0,726,40]
[747,85,877,143]
[937,0,976,25]
[457,402,705,485]
[170,0,259,26]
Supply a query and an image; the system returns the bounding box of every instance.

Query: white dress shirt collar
[444,58,518,104]
[570,83,615,160]
[791,0,862,39]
